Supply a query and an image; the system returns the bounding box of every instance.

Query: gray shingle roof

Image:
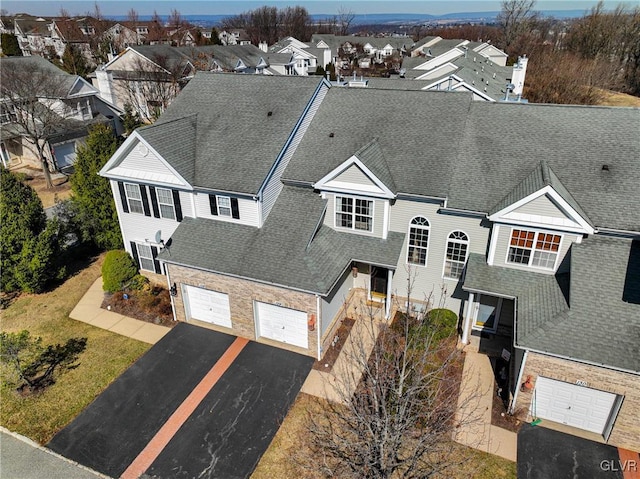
[147,72,324,194]
[449,101,640,231]
[158,186,405,295]
[353,139,397,193]
[283,87,473,199]
[464,236,640,373]
[490,160,594,227]
[0,56,77,95]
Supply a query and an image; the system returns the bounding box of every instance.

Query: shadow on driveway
[48,323,313,478]
[518,424,624,479]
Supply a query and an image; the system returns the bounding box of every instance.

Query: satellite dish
[154,230,163,245]
[506,83,515,91]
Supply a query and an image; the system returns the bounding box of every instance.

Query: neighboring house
[11,14,58,57]
[401,39,526,102]
[99,73,640,452]
[310,34,410,69]
[92,45,289,119]
[269,37,330,76]
[0,56,123,171]
[218,29,251,46]
[52,16,102,64]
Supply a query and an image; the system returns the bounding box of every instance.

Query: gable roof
[158,186,405,295]
[489,160,595,231]
[464,236,640,373]
[0,56,83,97]
[141,73,324,194]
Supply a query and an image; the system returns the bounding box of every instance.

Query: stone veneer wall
[167,264,318,358]
[514,351,640,451]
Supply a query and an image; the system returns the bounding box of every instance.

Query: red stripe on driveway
[121,336,249,479]
[619,448,640,479]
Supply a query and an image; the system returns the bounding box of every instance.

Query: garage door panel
[533,377,617,435]
[255,302,308,349]
[184,285,232,328]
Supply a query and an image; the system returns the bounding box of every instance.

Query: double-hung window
[136,244,155,272]
[507,229,561,270]
[124,183,144,214]
[444,231,469,279]
[156,187,175,220]
[217,196,232,217]
[335,196,373,232]
[407,217,429,266]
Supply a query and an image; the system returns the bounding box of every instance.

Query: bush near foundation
[101,250,138,293]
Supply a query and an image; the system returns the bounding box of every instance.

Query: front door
[473,294,502,333]
[370,266,387,301]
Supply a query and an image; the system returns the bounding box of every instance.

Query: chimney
[511,55,528,98]
[258,41,268,52]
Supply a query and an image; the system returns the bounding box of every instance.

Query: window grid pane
[137,244,154,271]
[156,188,175,220]
[217,196,231,217]
[508,247,531,264]
[125,184,144,214]
[536,234,560,252]
[408,217,429,266]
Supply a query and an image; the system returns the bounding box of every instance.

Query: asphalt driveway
[518,424,625,479]
[48,323,313,479]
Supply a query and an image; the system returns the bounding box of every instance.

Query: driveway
[518,424,627,478]
[48,323,313,479]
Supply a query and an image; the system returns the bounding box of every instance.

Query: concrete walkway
[70,278,170,344]
[452,338,518,462]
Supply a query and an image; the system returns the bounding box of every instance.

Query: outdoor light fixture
[170,283,177,297]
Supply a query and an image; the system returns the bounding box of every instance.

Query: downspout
[165,263,178,322]
[316,295,322,360]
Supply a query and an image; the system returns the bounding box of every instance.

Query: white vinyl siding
[389,199,490,313]
[113,139,185,186]
[513,194,569,219]
[136,243,155,272]
[192,192,259,226]
[320,269,353,337]
[156,187,175,220]
[124,183,144,214]
[261,83,328,223]
[332,164,376,187]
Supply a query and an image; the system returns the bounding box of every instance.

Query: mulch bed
[490,357,523,433]
[101,288,177,328]
[313,317,356,372]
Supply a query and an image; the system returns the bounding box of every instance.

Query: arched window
[407,217,429,266]
[444,231,469,279]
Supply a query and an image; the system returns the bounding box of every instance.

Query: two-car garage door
[254,302,308,349]
[533,377,621,437]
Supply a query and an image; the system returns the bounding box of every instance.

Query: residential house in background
[99,73,639,451]
[0,56,123,171]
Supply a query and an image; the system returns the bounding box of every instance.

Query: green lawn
[0,253,150,444]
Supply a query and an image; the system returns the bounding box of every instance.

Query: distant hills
[109,10,592,28]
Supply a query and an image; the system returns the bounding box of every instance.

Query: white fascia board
[415,48,464,71]
[422,78,495,102]
[99,131,193,190]
[489,185,594,234]
[313,155,395,199]
[421,72,464,88]
[67,77,98,98]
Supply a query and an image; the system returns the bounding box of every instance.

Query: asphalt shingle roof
[464,236,640,373]
[148,72,323,194]
[159,186,405,295]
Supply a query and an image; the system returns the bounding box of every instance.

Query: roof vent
[602,164,610,171]
[329,132,334,138]
[267,111,273,116]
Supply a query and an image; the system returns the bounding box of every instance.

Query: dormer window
[507,228,561,269]
[335,196,373,232]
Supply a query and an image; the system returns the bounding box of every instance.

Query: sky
[0,0,624,17]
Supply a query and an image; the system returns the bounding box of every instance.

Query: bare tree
[498,0,537,52]
[127,8,139,24]
[118,54,190,122]
[337,7,356,36]
[303,279,481,478]
[279,6,312,41]
[168,8,185,31]
[0,59,76,188]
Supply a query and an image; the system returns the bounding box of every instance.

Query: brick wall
[514,351,640,451]
[167,264,318,358]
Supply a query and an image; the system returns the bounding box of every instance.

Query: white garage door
[255,302,308,349]
[533,377,618,435]
[183,285,232,328]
